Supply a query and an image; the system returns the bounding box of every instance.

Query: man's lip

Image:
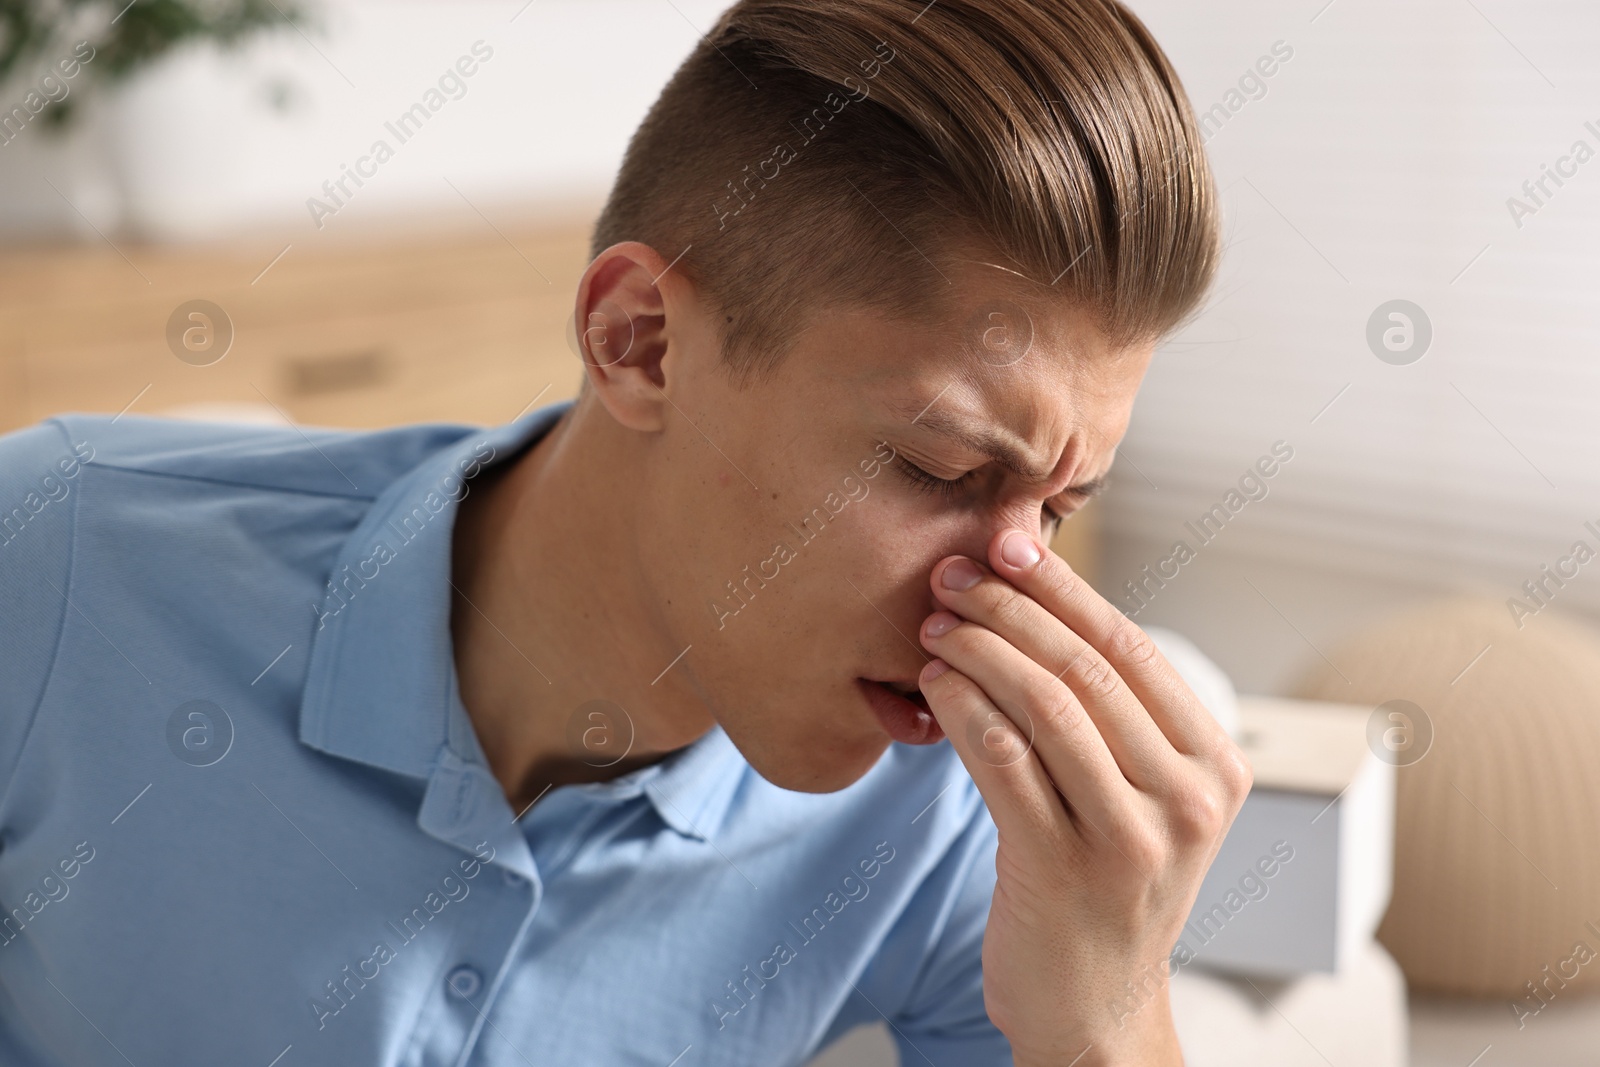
[857,678,943,744]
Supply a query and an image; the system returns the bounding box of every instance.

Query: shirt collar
[535,720,747,842]
[297,399,745,843]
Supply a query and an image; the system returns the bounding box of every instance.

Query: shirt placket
[409,749,544,1067]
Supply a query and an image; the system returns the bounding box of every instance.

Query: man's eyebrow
[890,401,1111,497]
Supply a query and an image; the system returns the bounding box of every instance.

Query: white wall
[0,0,733,241]
[1103,0,1600,692]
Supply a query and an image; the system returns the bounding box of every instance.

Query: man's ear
[574,241,696,433]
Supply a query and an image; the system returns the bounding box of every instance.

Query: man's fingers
[985,529,1232,758]
[917,657,1075,859]
[921,607,1141,823]
[929,555,1175,787]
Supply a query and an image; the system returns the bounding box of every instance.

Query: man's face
[631,258,1154,793]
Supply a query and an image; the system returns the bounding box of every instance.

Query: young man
[0,0,1249,1064]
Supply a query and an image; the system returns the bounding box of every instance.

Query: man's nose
[943,505,1045,579]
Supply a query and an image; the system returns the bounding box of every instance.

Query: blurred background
[3,1,1599,1064]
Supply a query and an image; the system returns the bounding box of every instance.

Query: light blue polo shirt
[0,401,1010,1066]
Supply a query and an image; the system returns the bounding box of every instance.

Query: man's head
[557,0,1218,792]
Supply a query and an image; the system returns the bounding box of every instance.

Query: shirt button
[502,868,524,887]
[446,964,483,1000]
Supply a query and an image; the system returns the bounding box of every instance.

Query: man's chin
[732,725,894,794]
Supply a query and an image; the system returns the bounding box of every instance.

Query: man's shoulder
[38,411,482,503]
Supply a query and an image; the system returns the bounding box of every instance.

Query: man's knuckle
[1069,651,1121,700]
[1170,783,1228,841]
[1057,643,1118,701]
[1035,687,1086,736]
[1217,743,1254,804]
[1107,623,1160,668]
[988,587,1033,630]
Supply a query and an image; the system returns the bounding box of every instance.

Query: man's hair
[591,0,1220,384]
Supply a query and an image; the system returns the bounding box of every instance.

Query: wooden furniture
[0,214,591,434]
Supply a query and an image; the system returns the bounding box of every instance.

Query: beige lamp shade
[1293,596,1600,999]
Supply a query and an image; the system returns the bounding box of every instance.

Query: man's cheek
[871,548,957,634]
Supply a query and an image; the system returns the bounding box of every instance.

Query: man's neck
[447,404,712,814]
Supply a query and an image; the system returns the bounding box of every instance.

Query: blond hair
[592,0,1220,382]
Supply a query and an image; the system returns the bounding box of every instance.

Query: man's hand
[916,528,1253,1067]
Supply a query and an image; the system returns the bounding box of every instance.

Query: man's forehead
[801,278,1149,475]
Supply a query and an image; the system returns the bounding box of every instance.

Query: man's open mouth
[857,678,943,745]
[877,679,931,712]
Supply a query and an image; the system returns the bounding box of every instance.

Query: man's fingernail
[924,611,959,638]
[941,558,982,591]
[921,658,951,683]
[1000,531,1041,569]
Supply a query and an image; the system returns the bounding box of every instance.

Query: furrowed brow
[894,400,1109,495]
[893,402,1038,476]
